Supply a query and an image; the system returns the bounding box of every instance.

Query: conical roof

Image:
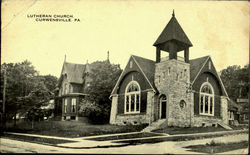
[153,12,192,47]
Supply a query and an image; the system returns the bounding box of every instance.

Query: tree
[220,64,249,101]
[41,75,58,91]
[0,60,58,125]
[78,61,122,124]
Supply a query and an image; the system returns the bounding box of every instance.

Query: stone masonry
[155,58,192,127]
[109,95,118,124]
[221,96,229,125]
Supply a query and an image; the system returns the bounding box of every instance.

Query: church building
[109,11,229,128]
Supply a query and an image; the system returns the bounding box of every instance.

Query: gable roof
[189,56,210,83]
[153,15,192,46]
[111,55,226,97]
[190,55,228,97]
[110,55,156,96]
[132,55,157,91]
[60,62,86,84]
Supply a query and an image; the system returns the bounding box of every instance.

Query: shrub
[78,99,111,124]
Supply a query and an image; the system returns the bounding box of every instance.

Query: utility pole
[2,68,7,131]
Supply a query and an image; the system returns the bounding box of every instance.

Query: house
[54,58,97,121]
[109,11,229,128]
[228,99,241,125]
[236,98,249,123]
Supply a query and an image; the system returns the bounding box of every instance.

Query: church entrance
[160,95,167,119]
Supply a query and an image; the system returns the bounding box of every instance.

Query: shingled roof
[189,56,210,83]
[123,55,210,93]
[132,55,157,91]
[61,62,86,84]
[132,55,209,85]
[153,13,192,47]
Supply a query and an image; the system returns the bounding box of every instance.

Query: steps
[142,119,166,132]
[218,122,233,130]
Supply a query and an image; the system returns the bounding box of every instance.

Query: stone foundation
[192,115,222,127]
[114,114,148,125]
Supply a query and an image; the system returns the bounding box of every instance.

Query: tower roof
[153,11,192,47]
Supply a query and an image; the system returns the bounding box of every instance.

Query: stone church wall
[155,59,193,127]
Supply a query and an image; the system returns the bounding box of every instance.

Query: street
[1,133,248,154]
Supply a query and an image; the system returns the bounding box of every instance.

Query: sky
[2,0,249,78]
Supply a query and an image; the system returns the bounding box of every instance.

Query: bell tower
[153,10,192,63]
[154,10,193,127]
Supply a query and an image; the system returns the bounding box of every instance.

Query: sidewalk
[3,129,248,148]
[2,130,248,154]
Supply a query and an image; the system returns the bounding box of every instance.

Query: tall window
[199,82,214,116]
[71,98,76,112]
[124,81,141,114]
[65,83,68,94]
[64,99,68,113]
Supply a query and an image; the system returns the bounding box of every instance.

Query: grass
[2,133,76,145]
[86,132,163,141]
[4,120,147,138]
[152,126,227,135]
[113,130,248,144]
[229,124,249,130]
[184,140,249,153]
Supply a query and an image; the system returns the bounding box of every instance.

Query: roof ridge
[131,55,155,62]
[190,55,210,61]
[64,61,86,66]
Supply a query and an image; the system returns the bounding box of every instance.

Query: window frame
[64,98,68,113]
[71,98,77,113]
[124,81,141,114]
[199,82,214,116]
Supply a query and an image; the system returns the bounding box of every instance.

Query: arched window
[199,82,214,116]
[124,81,141,114]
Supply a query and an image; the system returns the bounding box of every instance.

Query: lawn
[152,126,227,135]
[4,120,147,138]
[2,133,76,145]
[185,141,249,153]
[86,132,163,141]
[113,130,248,144]
[229,124,249,130]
